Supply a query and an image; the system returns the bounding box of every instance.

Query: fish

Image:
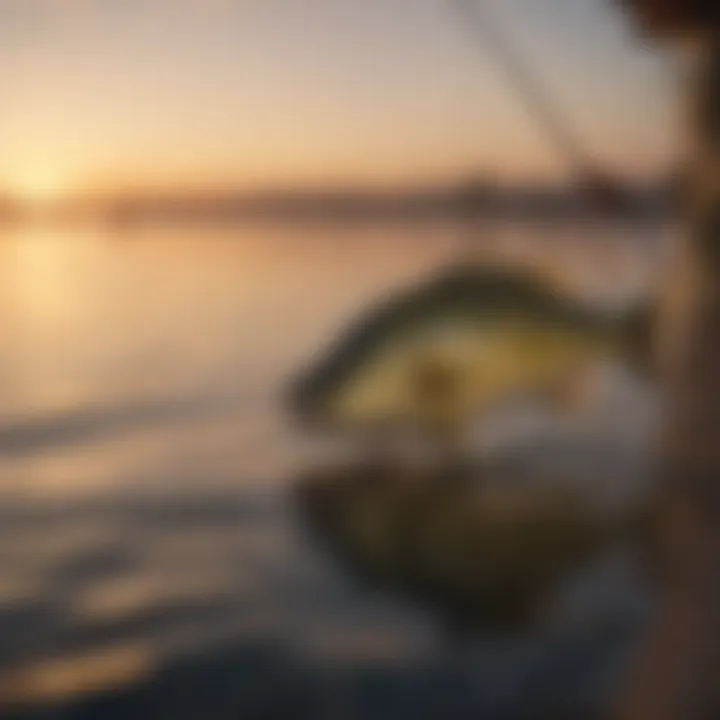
[289,264,652,435]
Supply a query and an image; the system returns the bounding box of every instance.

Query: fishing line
[450,0,625,209]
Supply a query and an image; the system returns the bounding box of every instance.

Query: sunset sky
[0,0,677,201]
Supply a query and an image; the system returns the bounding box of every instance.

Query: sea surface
[0,219,668,719]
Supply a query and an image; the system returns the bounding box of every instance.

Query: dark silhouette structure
[613,4,720,720]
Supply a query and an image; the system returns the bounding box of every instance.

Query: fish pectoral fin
[537,361,601,414]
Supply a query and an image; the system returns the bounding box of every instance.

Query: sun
[10,170,71,210]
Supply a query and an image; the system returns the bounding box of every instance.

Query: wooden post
[615,20,720,720]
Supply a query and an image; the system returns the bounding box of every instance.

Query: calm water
[0,220,664,718]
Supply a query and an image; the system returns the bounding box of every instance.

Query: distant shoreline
[0,178,678,228]
[101,184,677,225]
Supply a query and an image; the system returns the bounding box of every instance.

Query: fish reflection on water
[294,462,650,637]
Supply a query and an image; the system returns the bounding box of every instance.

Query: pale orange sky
[0,0,677,201]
